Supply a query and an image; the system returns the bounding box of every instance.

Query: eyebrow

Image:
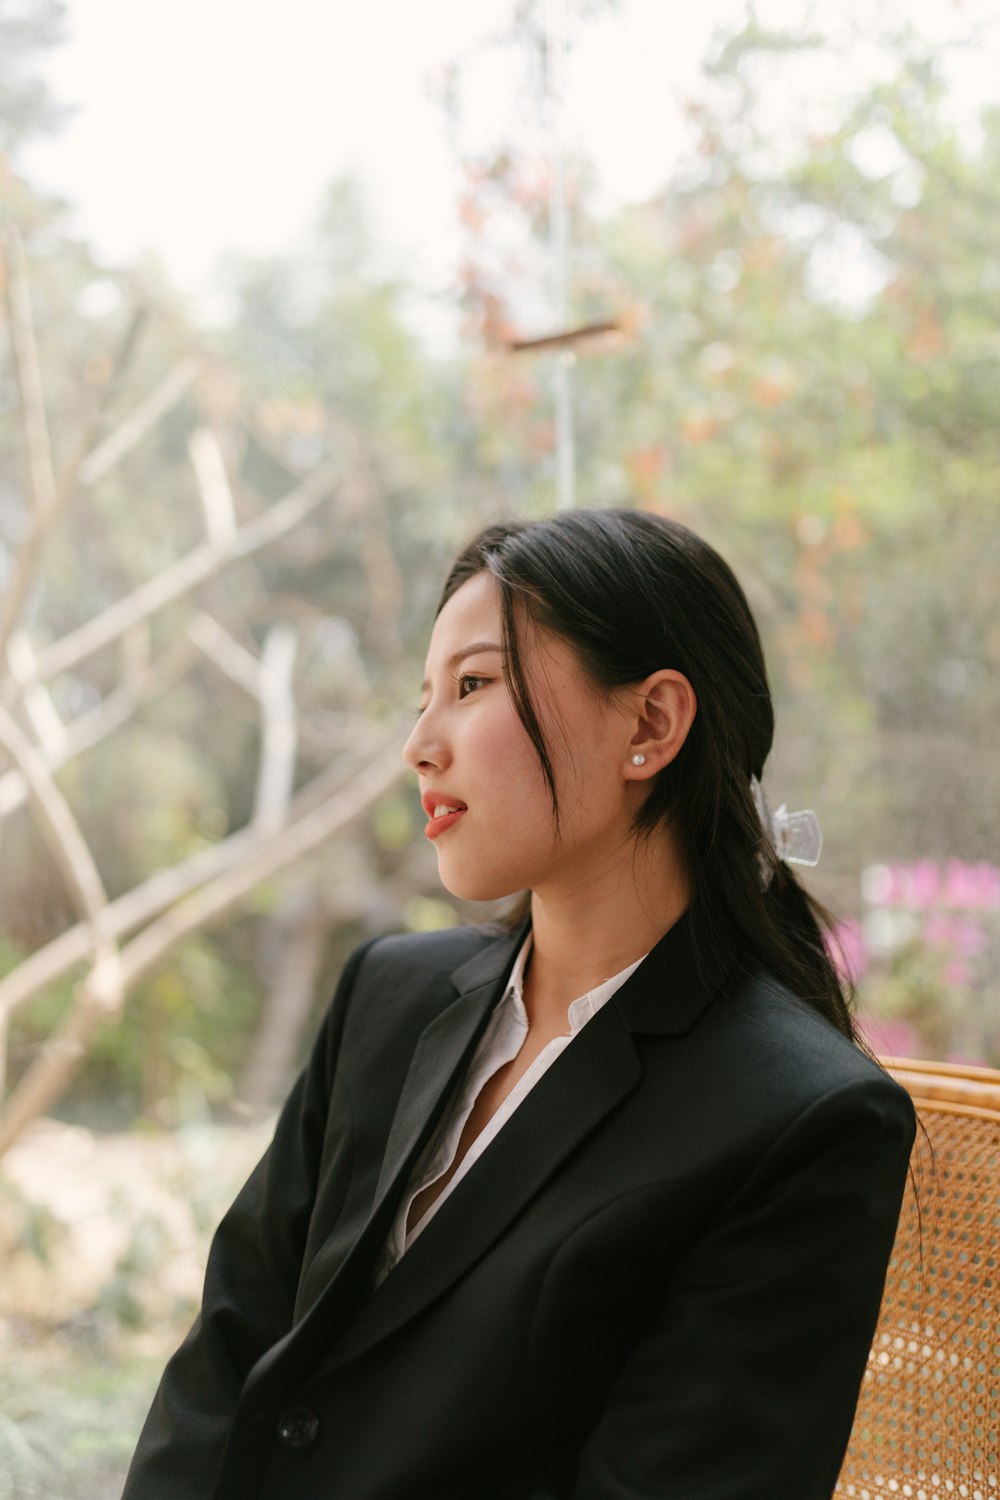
[420,642,502,695]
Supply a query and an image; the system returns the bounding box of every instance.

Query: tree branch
[0,702,122,1112]
[116,736,404,992]
[0,737,405,1155]
[0,703,112,933]
[5,631,66,758]
[187,425,237,542]
[0,726,400,1023]
[0,637,198,821]
[186,612,263,698]
[0,226,60,662]
[252,623,298,834]
[75,356,201,489]
[16,459,338,688]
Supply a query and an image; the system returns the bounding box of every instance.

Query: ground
[0,1115,273,1500]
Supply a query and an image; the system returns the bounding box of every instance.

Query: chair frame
[835,1055,1000,1499]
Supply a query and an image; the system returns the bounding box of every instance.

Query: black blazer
[123,915,915,1500]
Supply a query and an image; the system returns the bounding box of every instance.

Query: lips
[422,791,467,841]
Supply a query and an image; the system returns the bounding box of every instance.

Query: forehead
[424,571,602,701]
[419,573,503,692]
[430,571,500,651]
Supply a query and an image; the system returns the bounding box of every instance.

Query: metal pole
[545,0,575,510]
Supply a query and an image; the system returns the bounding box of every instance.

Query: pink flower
[941,859,1000,910]
[827,920,868,983]
[906,860,941,909]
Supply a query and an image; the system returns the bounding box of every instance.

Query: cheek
[482,714,550,802]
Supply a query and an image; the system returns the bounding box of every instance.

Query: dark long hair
[439,507,857,1042]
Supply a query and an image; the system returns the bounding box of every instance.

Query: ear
[623,669,697,779]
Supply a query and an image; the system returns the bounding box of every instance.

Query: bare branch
[187,612,263,698]
[76,357,201,488]
[0,637,197,821]
[0,702,112,931]
[0,701,122,1111]
[116,736,405,992]
[20,460,338,687]
[53,303,150,503]
[0,227,60,661]
[1,228,58,518]
[0,949,123,1155]
[253,624,298,833]
[0,726,400,1022]
[6,631,66,758]
[0,738,405,1155]
[187,426,237,542]
[0,827,256,1021]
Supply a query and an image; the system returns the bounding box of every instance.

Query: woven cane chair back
[836,1057,1000,1499]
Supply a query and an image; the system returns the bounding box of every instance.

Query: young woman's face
[402,571,640,903]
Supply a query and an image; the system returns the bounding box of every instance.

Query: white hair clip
[750,775,823,888]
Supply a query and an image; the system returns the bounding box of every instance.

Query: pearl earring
[630,753,646,767]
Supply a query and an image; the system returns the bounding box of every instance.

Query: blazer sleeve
[568,1073,916,1500]
[121,936,378,1500]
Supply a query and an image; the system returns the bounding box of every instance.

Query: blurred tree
[446,6,1000,904]
[0,0,502,1139]
[4,0,999,1136]
[0,0,69,159]
[0,171,461,1144]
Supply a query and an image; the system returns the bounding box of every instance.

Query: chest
[406,1021,571,1233]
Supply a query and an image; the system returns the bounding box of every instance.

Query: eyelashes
[413,673,492,717]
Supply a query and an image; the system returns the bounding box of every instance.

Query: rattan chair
[835,1057,1000,1499]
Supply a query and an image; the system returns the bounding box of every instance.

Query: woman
[123,507,915,1500]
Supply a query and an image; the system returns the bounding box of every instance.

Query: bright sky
[21,0,745,308]
[23,0,998,323]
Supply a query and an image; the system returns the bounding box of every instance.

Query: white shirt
[373,933,648,1288]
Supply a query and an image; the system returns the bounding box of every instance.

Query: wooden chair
[835,1058,1000,1499]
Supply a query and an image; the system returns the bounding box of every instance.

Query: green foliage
[97,1212,173,1330]
[0,1349,164,1500]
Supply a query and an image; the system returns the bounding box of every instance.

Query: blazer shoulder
[353,920,512,987]
[332,920,517,1054]
[715,958,915,1127]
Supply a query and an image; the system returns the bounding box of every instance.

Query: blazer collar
[611,908,737,1035]
[448,906,735,1036]
[449,917,532,997]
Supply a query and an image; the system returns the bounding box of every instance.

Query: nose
[402,709,447,776]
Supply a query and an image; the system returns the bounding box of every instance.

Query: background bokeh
[1,1,998,1493]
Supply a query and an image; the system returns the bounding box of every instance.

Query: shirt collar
[503,932,649,1036]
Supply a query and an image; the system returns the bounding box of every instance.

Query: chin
[435,860,524,906]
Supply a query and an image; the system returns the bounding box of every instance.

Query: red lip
[422,790,468,841]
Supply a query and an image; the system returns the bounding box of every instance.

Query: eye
[457,673,490,698]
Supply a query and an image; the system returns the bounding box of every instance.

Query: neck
[523,828,689,1031]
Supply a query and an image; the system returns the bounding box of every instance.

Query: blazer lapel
[247,922,528,1398]
[611,909,737,1036]
[317,990,642,1376]
[370,921,530,1215]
